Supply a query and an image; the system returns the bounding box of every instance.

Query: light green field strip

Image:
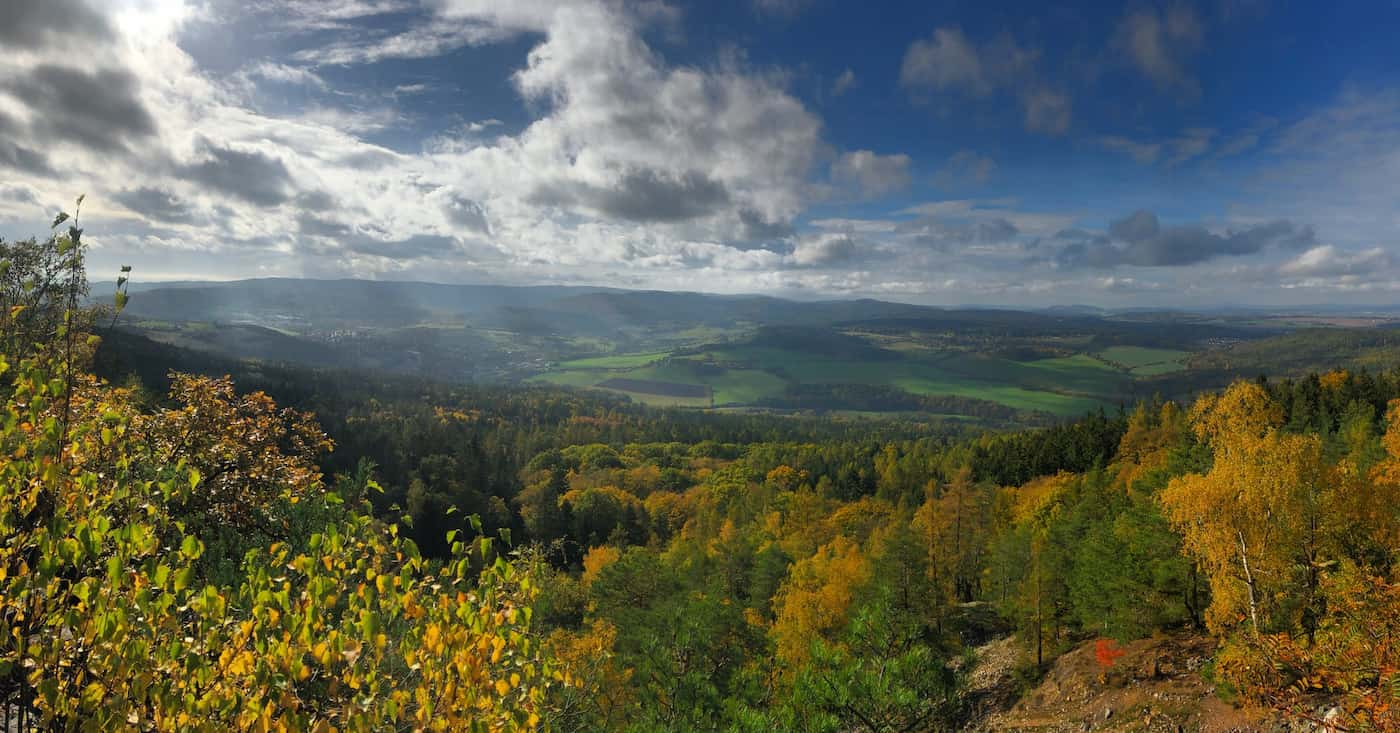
[557,351,672,369]
[1095,346,1190,375]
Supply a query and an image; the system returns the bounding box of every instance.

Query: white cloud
[751,0,815,18]
[1021,87,1071,136]
[787,232,865,267]
[934,150,996,188]
[900,27,1033,96]
[0,0,1384,307]
[294,18,508,64]
[240,62,327,90]
[1113,4,1204,96]
[900,26,1070,136]
[1098,127,1217,166]
[831,150,912,197]
[831,68,857,97]
[0,0,837,293]
[1279,245,1391,278]
[1099,136,1162,164]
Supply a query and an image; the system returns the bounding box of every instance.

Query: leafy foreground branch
[0,220,560,730]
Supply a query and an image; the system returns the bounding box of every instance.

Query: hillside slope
[971,634,1280,732]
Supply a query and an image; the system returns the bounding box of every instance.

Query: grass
[1096,346,1189,375]
[530,356,787,407]
[892,376,1106,416]
[705,345,1112,416]
[595,389,712,408]
[558,351,671,369]
[534,341,1130,417]
[531,371,604,388]
[939,353,1127,396]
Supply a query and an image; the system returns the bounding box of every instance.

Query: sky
[1,0,1399,307]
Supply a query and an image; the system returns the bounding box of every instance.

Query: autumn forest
[6,216,1400,732]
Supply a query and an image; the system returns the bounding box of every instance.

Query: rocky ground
[963,632,1308,732]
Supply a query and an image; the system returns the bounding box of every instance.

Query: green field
[531,357,787,407]
[1096,346,1189,375]
[557,351,671,369]
[535,342,1131,417]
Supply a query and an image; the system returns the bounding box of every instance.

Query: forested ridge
[6,217,1400,730]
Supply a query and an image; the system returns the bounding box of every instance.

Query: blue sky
[2,0,1399,306]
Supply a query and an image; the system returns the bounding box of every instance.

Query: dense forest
[5,218,1400,730]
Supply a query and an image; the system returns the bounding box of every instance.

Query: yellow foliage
[770,536,871,669]
[581,545,622,587]
[1,346,557,730]
[824,495,896,544]
[543,620,632,729]
[1010,471,1076,526]
[1318,369,1350,392]
[1161,381,1325,636]
[1113,401,1185,491]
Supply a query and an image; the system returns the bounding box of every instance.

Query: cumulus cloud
[1056,210,1315,268]
[900,26,1070,135]
[536,169,733,223]
[177,141,295,207]
[788,232,863,267]
[113,187,198,224]
[0,111,52,174]
[934,150,997,188]
[1021,88,1071,136]
[0,0,111,49]
[831,150,912,198]
[900,27,1034,96]
[0,183,43,214]
[2,65,156,153]
[0,0,1362,305]
[914,218,1019,249]
[0,0,840,288]
[439,193,492,235]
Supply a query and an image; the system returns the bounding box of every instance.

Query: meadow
[1095,345,1190,375]
[532,339,1143,417]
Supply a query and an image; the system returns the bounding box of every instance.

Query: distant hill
[120,278,620,328]
[107,276,1400,420]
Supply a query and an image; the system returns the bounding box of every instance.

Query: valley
[111,278,1400,426]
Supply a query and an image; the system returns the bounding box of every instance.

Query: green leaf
[52,211,70,228]
[173,566,194,592]
[180,535,203,560]
[359,610,379,639]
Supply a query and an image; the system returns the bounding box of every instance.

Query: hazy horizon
[3,1,1399,307]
